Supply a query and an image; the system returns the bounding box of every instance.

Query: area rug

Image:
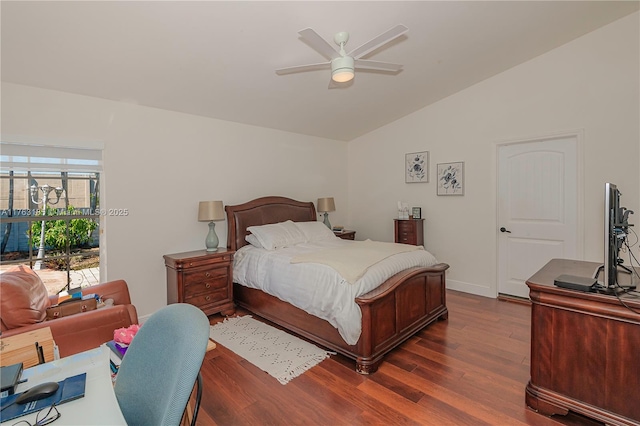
[209,315,332,384]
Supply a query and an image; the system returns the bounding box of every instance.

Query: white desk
[1,346,126,425]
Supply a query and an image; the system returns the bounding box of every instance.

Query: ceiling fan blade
[299,28,341,60]
[275,62,330,75]
[348,24,408,59]
[354,59,403,72]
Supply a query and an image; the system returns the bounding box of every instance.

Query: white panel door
[498,137,578,298]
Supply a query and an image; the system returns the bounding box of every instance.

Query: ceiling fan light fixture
[331,56,355,83]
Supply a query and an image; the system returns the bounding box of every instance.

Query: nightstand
[334,230,356,240]
[164,248,235,316]
[394,219,424,246]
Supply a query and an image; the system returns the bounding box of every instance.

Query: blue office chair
[114,303,210,426]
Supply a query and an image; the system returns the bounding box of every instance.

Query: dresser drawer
[396,228,415,237]
[396,221,414,232]
[397,234,413,244]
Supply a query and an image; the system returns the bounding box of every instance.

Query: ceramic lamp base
[205,221,219,252]
[322,212,331,229]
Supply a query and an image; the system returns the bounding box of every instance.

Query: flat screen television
[598,182,634,289]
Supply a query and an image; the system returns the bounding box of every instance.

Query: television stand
[526,259,640,425]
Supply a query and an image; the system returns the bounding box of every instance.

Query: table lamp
[198,201,225,252]
[317,197,335,229]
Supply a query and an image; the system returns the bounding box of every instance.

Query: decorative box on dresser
[164,248,235,316]
[394,219,424,246]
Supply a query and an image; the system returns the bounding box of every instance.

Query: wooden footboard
[233,263,449,374]
[355,264,449,373]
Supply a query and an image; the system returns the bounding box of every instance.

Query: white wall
[1,83,348,318]
[348,12,640,297]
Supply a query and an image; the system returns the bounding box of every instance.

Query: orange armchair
[0,266,138,358]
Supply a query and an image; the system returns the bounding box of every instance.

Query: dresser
[394,219,424,245]
[164,249,235,316]
[526,259,640,425]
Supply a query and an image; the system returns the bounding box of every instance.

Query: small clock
[412,207,422,219]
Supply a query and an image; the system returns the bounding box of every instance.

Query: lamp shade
[198,201,225,222]
[317,197,335,213]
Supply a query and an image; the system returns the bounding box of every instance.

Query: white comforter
[232,239,439,345]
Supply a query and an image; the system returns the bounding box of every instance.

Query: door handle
[500,227,511,233]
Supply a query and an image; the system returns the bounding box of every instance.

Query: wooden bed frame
[225,196,449,374]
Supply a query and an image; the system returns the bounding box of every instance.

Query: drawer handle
[205,296,210,301]
[205,272,210,277]
[189,262,193,266]
[205,283,211,289]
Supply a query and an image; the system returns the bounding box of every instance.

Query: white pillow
[295,221,337,242]
[245,233,264,248]
[246,220,306,250]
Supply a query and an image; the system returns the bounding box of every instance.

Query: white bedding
[232,239,439,345]
[291,239,423,284]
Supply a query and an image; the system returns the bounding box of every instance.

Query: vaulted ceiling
[2,1,638,141]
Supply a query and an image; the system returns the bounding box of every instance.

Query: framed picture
[437,162,464,195]
[412,207,422,219]
[405,151,429,183]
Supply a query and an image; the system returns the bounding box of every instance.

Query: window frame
[1,141,103,293]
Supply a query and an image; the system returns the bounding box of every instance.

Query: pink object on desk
[114,324,140,345]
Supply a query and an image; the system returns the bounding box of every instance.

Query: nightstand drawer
[184,266,227,287]
[185,287,229,308]
[184,274,228,298]
[180,254,233,269]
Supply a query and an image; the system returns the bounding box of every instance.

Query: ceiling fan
[275,24,408,87]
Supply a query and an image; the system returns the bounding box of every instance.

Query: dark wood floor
[197,290,603,426]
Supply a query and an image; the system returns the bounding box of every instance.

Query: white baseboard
[446,279,495,298]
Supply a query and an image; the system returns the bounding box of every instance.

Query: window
[1,142,102,295]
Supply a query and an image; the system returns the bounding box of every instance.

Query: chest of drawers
[394,219,424,246]
[164,249,235,316]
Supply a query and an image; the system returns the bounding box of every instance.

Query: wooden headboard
[225,196,317,251]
